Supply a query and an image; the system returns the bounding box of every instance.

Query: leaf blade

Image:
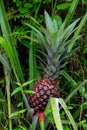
[50,98,63,130]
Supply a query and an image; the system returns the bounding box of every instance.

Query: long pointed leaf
[0,0,30,110]
[0,0,24,83]
[59,98,78,130]
[50,98,63,130]
[44,10,55,35]
[0,51,10,71]
[68,12,87,51]
[64,0,79,27]
[29,31,36,89]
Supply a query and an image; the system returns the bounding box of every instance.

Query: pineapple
[28,11,80,120]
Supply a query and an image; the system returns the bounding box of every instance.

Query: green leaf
[9,109,26,118]
[0,98,5,103]
[24,90,36,94]
[68,12,87,51]
[19,7,28,14]
[64,0,79,26]
[17,102,23,107]
[15,82,21,87]
[50,98,78,130]
[59,98,78,130]
[0,51,11,71]
[18,125,26,130]
[15,79,34,87]
[57,3,71,10]
[11,87,22,96]
[24,3,33,9]
[61,18,80,44]
[21,40,29,48]
[52,15,62,27]
[29,30,37,89]
[50,98,63,130]
[0,1,24,83]
[61,71,77,87]
[67,106,73,110]
[44,10,55,35]
[82,102,87,106]
[63,126,70,130]
[65,81,86,103]
[29,114,38,130]
[22,79,35,87]
[24,23,45,42]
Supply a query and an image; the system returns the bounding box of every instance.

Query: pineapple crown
[25,11,80,81]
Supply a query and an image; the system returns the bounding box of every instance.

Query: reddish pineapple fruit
[29,77,58,115]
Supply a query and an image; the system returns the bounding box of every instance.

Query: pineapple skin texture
[29,77,58,114]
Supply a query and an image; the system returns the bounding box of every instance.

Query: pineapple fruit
[28,11,80,120]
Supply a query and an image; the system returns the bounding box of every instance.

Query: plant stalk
[38,111,45,130]
[3,53,12,130]
[40,120,45,130]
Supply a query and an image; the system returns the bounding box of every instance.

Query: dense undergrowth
[0,0,87,130]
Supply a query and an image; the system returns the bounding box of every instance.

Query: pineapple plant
[28,11,80,122]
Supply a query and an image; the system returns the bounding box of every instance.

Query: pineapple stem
[40,120,45,130]
[38,111,45,130]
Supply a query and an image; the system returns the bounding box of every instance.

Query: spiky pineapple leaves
[45,12,80,56]
[25,10,80,55]
[44,10,58,36]
[24,11,81,79]
[43,11,80,74]
[50,98,78,130]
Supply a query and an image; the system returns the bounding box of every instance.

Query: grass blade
[59,98,78,130]
[65,80,87,103]
[0,51,10,71]
[3,53,12,130]
[29,115,38,130]
[0,0,30,111]
[64,0,79,27]
[61,71,77,87]
[50,98,63,130]
[29,31,36,89]
[0,0,24,83]
[68,12,87,51]
[9,109,26,118]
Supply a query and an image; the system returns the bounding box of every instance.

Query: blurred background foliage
[0,0,87,129]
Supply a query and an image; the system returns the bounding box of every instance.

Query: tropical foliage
[0,0,87,130]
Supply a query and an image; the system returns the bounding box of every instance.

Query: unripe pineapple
[28,11,80,118]
[29,77,58,114]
